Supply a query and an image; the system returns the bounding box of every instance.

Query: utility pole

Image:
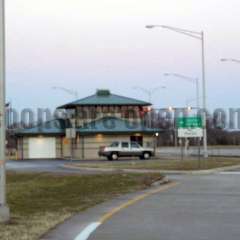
[0,0,10,222]
[201,31,208,158]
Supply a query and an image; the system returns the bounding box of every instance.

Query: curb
[61,163,240,175]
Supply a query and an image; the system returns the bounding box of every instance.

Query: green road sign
[177,117,203,129]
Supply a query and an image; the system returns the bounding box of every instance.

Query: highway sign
[177,117,203,138]
[178,128,203,138]
[177,117,203,129]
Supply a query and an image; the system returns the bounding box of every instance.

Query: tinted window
[122,142,129,148]
[110,142,119,147]
[131,142,140,148]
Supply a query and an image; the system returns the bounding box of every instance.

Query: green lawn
[0,172,163,240]
[72,157,240,171]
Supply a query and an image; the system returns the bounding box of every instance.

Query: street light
[220,58,240,64]
[0,0,10,222]
[164,73,200,109]
[52,86,79,100]
[132,86,166,103]
[146,24,208,158]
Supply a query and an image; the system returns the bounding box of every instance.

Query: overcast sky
[5,0,240,111]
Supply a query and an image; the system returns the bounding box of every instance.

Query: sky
[5,0,240,111]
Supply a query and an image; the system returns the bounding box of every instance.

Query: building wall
[56,137,62,158]
[17,137,29,159]
[17,134,155,160]
[74,134,154,160]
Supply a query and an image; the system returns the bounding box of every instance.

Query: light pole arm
[173,74,197,83]
[150,86,166,95]
[149,25,202,40]
[221,58,240,64]
[52,87,78,99]
[133,86,150,95]
[230,59,240,63]
[133,87,151,102]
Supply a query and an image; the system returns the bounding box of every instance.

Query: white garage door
[28,137,56,159]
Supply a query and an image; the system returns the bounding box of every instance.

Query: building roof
[16,119,69,136]
[15,117,161,136]
[58,89,151,109]
[77,117,161,134]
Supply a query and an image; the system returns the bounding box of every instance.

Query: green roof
[58,89,151,108]
[77,117,161,134]
[15,117,161,136]
[16,119,69,136]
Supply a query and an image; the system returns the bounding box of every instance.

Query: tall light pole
[146,24,208,158]
[0,0,10,222]
[164,73,200,109]
[52,86,79,100]
[132,86,166,103]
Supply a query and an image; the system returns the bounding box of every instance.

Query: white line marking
[74,222,101,240]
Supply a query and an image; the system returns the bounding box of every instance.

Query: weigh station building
[16,90,160,160]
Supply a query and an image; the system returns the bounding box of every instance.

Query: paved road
[89,173,240,240]
[6,158,161,174]
[44,173,240,240]
[6,159,152,174]
[8,159,240,239]
[6,159,103,174]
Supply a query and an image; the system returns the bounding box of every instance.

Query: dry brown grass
[73,157,240,171]
[0,172,163,240]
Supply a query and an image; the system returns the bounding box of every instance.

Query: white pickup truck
[98,141,155,160]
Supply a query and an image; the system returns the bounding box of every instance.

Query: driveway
[44,173,240,240]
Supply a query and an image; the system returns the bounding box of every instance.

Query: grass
[72,157,240,171]
[0,172,163,240]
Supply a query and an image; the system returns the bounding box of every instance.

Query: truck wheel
[107,156,113,161]
[143,152,150,160]
[111,153,118,161]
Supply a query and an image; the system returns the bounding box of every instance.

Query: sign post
[177,117,203,164]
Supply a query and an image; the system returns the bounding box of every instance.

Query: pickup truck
[98,141,155,160]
